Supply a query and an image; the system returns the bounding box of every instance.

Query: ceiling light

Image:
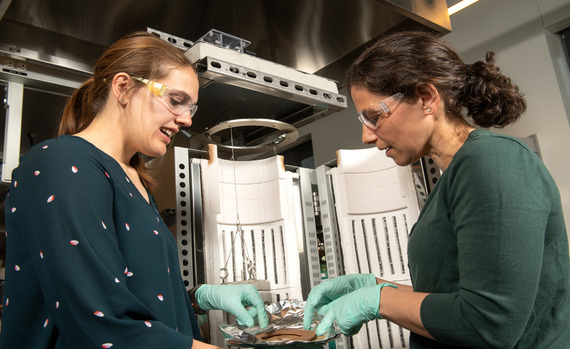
[448,0,479,16]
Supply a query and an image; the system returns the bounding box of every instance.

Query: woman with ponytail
[1,32,268,349]
[303,31,570,348]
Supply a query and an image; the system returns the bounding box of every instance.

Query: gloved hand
[195,284,269,328]
[303,274,377,330]
[313,283,397,336]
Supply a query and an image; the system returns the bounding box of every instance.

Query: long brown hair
[346,31,526,128]
[59,31,194,192]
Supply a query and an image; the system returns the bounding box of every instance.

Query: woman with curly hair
[304,31,570,348]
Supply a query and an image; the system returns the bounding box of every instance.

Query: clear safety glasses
[132,77,198,117]
[357,93,404,130]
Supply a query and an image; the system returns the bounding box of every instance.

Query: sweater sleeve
[420,137,551,348]
[4,140,195,348]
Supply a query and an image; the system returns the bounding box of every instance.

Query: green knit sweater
[408,130,570,348]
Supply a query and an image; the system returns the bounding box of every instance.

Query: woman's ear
[415,83,440,115]
[111,73,131,105]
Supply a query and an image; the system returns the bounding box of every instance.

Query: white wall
[300,0,570,235]
[444,0,570,235]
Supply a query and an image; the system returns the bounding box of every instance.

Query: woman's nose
[175,111,192,128]
[361,124,377,144]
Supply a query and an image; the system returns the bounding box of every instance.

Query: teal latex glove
[195,284,269,328]
[314,283,397,336]
[303,274,377,330]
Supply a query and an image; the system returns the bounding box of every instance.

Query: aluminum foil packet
[219,299,340,347]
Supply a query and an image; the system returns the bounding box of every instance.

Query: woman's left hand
[314,283,397,336]
[195,284,268,328]
[303,273,377,330]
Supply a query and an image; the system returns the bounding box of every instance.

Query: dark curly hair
[345,31,526,128]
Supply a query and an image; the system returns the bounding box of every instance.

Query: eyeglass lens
[134,77,197,117]
[359,93,403,129]
[162,89,198,116]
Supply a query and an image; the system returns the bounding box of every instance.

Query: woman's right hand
[194,284,268,328]
[303,273,377,330]
[192,339,224,348]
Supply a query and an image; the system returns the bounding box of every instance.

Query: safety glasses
[357,93,404,130]
[132,77,198,117]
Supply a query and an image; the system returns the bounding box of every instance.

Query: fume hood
[0,0,450,167]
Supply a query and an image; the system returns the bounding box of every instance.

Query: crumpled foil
[219,299,340,347]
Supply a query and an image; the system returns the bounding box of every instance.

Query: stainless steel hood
[0,0,451,156]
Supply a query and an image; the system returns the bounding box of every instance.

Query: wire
[221,125,255,282]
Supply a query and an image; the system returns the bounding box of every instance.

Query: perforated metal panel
[315,164,349,349]
[421,156,441,195]
[316,165,344,281]
[173,148,196,289]
[149,147,202,290]
[297,168,323,292]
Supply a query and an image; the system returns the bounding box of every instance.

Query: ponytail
[460,52,527,128]
[59,77,99,136]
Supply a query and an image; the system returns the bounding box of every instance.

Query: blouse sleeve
[420,138,553,348]
[7,142,195,348]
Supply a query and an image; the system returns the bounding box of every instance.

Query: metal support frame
[0,44,93,76]
[2,81,23,183]
[420,156,441,195]
[315,164,350,349]
[146,28,195,51]
[172,147,196,289]
[296,168,322,298]
[0,0,12,21]
[196,29,251,53]
[315,165,344,281]
[0,47,89,183]
[197,56,347,112]
[189,161,205,285]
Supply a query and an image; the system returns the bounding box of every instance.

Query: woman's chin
[143,146,168,159]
